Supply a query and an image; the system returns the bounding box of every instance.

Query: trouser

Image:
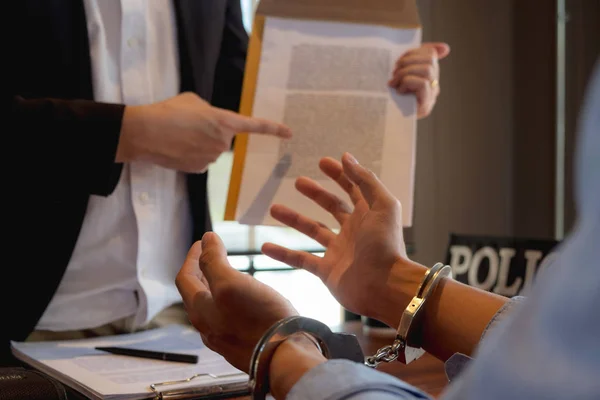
[26,303,190,342]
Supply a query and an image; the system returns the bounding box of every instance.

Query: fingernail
[201,231,212,245]
[280,127,293,138]
[346,153,359,165]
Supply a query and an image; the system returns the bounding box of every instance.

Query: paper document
[11,324,247,400]
[227,17,421,227]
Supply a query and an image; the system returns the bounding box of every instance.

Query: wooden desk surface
[334,321,448,398]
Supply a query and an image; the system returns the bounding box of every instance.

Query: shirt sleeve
[444,296,525,381]
[287,360,433,400]
[439,236,600,399]
[480,296,526,340]
[8,95,125,197]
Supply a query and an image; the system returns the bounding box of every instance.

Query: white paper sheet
[235,17,421,227]
[11,325,247,400]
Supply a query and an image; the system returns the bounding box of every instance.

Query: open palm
[262,153,410,320]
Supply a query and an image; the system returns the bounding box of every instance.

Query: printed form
[11,325,246,400]
[231,17,421,227]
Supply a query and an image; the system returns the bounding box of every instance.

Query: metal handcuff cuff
[248,262,453,400]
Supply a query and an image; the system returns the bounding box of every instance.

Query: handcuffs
[248,262,452,400]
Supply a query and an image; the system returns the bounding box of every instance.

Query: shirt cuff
[287,359,432,400]
[443,296,526,381]
[480,296,526,341]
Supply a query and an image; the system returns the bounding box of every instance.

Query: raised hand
[262,153,426,326]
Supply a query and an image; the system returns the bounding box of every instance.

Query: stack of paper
[225,0,422,228]
[11,324,248,400]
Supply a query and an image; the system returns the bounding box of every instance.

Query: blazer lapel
[173,0,209,97]
[47,0,95,99]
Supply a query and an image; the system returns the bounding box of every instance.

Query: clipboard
[224,0,422,227]
[10,324,250,400]
[150,372,249,400]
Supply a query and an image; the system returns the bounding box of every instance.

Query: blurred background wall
[409,0,599,267]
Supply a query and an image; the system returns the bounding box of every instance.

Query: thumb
[185,240,204,264]
[423,42,451,60]
[198,232,232,286]
[341,153,392,207]
[176,240,206,307]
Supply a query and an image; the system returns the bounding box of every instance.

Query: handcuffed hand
[262,153,426,326]
[175,232,298,372]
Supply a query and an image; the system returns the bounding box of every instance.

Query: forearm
[266,260,508,398]
[377,259,508,361]
[420,275,508,360]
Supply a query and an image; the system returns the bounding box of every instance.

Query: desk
[333,321,448,398]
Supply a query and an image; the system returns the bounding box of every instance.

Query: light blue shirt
[287,58,600,400]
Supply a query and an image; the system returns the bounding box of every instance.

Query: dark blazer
[2,0,248,365]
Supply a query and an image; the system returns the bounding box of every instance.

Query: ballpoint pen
[95,346,199,364]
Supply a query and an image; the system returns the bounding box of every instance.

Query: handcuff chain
[364,338,404,368]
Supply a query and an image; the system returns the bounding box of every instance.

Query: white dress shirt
[36,0,192,331]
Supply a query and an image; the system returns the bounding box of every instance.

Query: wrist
[375,257,428,328]
[269,333,326,400]
[116,105,146,163]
